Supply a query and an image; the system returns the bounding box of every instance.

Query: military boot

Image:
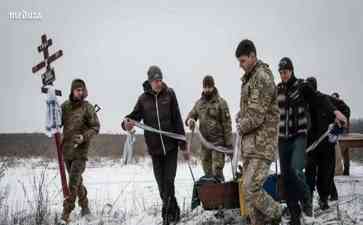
[302,195,313,217]
[168,198,180,224]
[162,199,170,225]
[319,199,329,210]
[81,207,91,217]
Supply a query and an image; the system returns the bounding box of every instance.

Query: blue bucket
[263,174,280,201]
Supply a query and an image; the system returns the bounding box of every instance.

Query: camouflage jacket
[61,100,100,160]
[239,60,279,161]
[186,89,233,147]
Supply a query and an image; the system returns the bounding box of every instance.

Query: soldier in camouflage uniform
[185,75,232,181]
[235,39,282,225]
[60,79,100,224]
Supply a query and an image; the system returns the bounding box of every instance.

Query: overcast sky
[1,0,362,133]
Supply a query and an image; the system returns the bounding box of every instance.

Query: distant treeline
[0,133,203,160]
[0,119,362,161]
[351,118,363,133]
[349,118,363,162]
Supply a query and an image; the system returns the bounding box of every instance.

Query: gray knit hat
[147,65,163,82]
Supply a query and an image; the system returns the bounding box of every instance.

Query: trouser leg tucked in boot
[243,158,282,225]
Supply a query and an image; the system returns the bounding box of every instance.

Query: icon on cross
[32,34,63,96]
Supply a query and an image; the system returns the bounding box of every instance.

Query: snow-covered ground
[1,158,363,225]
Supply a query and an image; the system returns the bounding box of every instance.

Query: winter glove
[328,123,344,144]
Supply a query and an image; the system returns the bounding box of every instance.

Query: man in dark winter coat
[277,57,347,225]
[329,92,351,200]
[305,77,350,210]
[331,92,352,176]
[121,65,189,225]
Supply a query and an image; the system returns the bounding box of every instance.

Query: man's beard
[203,89,215,100]
[72,95,84,102]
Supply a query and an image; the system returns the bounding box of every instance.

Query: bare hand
[73,134,84,145]
[124,119,135,131]
[183,149,191,161]
[334,110,347,127]
[187,119,196,131]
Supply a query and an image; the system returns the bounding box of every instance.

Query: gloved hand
[187,119,196,131]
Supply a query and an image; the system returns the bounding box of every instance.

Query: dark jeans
[330,181,338,199]
[305,138,336,201]
[151,148,180,218]
[342,147,350,175]
[279,134,311,217]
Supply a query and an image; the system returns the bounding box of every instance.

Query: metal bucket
[198,181,240,210]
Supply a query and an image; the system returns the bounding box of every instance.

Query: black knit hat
[331,92,340,99]
[147,65,163,82]
[203,75,215,87]
[278,57,294,72]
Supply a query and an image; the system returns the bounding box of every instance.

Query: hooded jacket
[239,60,280,161]
[277,76,336,139]
[186,88,233,147]
[308,94,350,145]
[61,79,100,160]
[122,81,186,155]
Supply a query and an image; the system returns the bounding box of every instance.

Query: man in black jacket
[121,65,189,225]
[305,78,350,210]
[277,57,347,225]
[332,92,352,176]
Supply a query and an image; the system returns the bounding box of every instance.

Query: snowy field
[0,157,363,225]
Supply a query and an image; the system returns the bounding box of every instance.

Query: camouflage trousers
[201,146,225,179]
[242,158,282,225]
[62,160,88,217]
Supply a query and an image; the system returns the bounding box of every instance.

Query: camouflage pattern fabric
[242,158,282,225]
[61,100,100,160]
[239,60,279,161]
[186,88,232,178]
[62,160,88,219]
